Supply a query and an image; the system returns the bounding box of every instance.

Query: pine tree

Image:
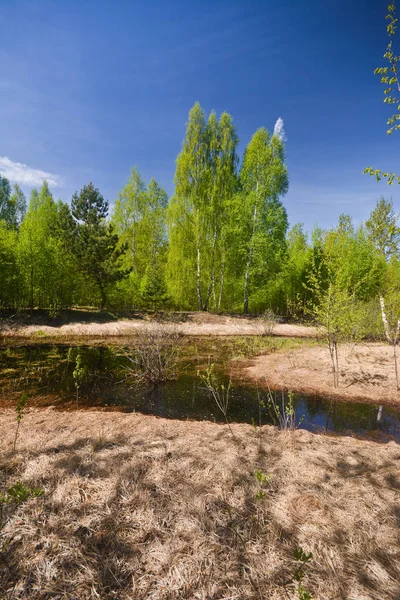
[71,182,129,308]
[141,262,170,311]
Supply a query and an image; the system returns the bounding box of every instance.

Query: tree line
[0,102,399,319]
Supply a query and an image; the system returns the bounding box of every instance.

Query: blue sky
[1,0,399,234]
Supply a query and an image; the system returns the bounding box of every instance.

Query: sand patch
[246,343,400,405]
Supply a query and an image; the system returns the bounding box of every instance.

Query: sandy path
[245,343,400,405]
[2,313,317,338]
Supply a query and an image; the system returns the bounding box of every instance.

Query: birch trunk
[380,295,400,391]
[196,242,203,311]
[218,261,225,311]
[243,204,257,314]
[203,227,218,312]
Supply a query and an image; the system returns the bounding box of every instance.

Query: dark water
[1,344,399,441]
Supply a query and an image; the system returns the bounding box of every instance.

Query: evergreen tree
[141,262,170,311]
[71,182,129,308]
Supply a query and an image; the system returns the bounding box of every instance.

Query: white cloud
[0,156,63,188]
[273,117,286,141]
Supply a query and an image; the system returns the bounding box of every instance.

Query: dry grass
[123,325,184,385]
[2,311,317,340]
[0,409,399,599]
[246,342,400,406]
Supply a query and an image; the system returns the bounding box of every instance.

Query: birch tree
[237,128,288,313]
[379,258,400,390]
[167,103,238,311]
[112,168,168,308]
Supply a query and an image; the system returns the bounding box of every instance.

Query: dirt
[245,342,400,406]
[0,408,399,599]
[1,311,317,339]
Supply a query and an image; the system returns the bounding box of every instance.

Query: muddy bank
[1,310,316,339]
[246,343,400,406]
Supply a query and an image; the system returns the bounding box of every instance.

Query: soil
[0,408,399,599]
[245,342,400,406]
[1,310,317,339]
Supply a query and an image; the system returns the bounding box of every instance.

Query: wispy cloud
[0,156,63,188]
[273,117,286,141]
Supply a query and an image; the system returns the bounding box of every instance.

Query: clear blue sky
[1,0,399,233]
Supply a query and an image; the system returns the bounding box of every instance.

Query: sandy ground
[0,409,399,600]
[1,312,316,339]
[246,343,400,406]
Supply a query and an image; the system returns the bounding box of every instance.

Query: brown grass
[2,311,317,340]
[246,342,400,406]
[1,410,399,599]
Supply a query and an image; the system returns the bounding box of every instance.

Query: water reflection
[0,344,399,440]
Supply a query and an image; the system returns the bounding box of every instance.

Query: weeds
[13,393,28,451]
[254,469,272,500]
[263,388,297,431]
[292,547,313,600]
[72,352,88,408]
[123,325,183,385]
[199,363,234,436]
[261,309,277,335]
[0,482,44,506]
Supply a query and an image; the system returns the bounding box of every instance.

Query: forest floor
[245,343,400,406]
[1,309,317,339]
[0,408,399,600]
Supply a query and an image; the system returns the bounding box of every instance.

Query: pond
[0,342,399,441]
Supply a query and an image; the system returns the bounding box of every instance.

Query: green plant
[31,329,46,338]
[254,469,272,500]
[261,308,277,335]
[0,482,44,505]
[13,393,28,451]
[264,389,296,431]
[123,325,183,386]
[292,547,313,600]
[48,301,60,319]
[199,363,234,436]
[73,353,88,407]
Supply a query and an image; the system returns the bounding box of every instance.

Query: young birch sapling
[13,393,28,451]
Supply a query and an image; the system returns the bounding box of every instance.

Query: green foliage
[167,103,239,311]
[140,262,170,310]
[263,389,297,430]
[0,105,397,321]
[254,469,272,499]
[366,197,400,259]
[292,547,313,600]
[112,168,168,309]
[365,3,400,184]
[0,482,44,506]
[199,363,234,435]
[0,179,26,230]
[235,127,288,313]
[72,353,88,406]
[70,182,129,308]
